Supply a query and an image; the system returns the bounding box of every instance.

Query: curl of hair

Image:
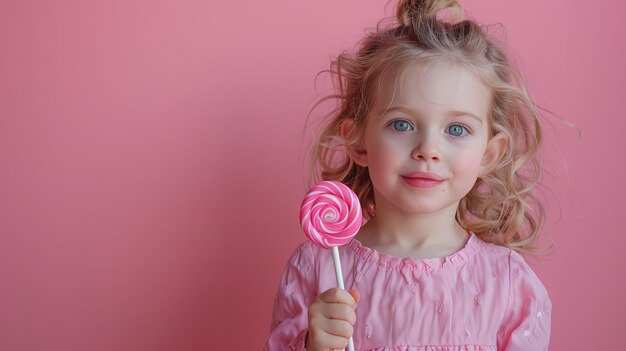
[306,0,547,254]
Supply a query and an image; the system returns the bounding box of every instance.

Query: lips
[401,172,445,188]
[402,172,444,181]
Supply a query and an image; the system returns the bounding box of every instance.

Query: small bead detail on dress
[436,300,443,313]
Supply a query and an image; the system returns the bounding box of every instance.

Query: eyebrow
[382,106,484,124]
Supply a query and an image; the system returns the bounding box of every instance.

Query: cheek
[366,140,404,181]
[370,136,405,163]
[449,148,484,176]
[449,139,485,165]
[457,154,481,170]
[369,147,396,176]
[446,152,483,196]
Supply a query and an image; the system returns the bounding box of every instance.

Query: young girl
[265,0,552,349]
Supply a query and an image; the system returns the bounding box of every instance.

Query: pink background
[1,0,624,349]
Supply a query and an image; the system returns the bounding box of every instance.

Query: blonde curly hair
[306,0,548,254]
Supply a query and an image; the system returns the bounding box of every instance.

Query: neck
[357,193,468,252]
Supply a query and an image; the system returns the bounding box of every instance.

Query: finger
[324,319,354,339]
[309,330,350,350]
[319,288,357,308]
[348,289,361,305]
[319,302,357,325]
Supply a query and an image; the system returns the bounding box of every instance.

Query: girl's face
[353,60,504,216]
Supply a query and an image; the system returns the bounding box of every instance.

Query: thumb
[348,289,361,305]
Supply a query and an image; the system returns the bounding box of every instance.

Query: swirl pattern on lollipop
[300,181,363,249]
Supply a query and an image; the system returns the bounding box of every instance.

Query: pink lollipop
[299,180,362,351]
[299,181,362,248]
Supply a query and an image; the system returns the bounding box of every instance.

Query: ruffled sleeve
[497,250,552,350]
[263,242,317,351]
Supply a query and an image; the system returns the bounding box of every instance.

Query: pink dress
[263,231,551,350]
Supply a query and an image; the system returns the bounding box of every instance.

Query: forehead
[373,60,492,119]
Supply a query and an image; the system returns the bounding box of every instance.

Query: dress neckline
[347,231,480,272]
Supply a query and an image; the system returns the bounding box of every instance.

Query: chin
[402,205,446,214]
[402,200,459,215]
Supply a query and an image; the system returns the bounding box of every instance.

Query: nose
[411,132,440,162]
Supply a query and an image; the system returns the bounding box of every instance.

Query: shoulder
[283,240,331,275]
[508,249,542,276]
[506,250,551,303]
[274,241,322,297]
[284,241,317,272]
[276,241,345,299]
[289,240,315,259]
[472,235,542,273]
[472,235,512,259]
[471,236,550,296]
[468,235,513,274]
[481,240,552,321]
[476,237,551,298]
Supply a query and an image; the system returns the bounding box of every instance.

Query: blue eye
[392,120,412,132]
[447,124,469,137]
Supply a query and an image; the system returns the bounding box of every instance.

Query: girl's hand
[306,288,360,351]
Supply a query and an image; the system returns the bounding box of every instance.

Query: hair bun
[396,0,464,26]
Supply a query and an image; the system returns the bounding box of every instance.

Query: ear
[340,119,368,167]
[479,132,507,177]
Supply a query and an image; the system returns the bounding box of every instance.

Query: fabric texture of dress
[263,231,551,350]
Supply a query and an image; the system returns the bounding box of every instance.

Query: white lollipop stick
[331,246,355,351]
